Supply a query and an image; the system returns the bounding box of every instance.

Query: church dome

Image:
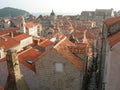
[50,10,55,16]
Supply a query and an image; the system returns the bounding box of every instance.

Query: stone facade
[0,61,8,87]
[0,61,40,90]
[20,64,40,90]
[36,49,84,90]
[104,41,120,90]
[101,17,120,90]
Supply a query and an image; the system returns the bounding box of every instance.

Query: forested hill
[0,7,30,17]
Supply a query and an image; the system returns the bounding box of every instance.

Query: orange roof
[18,47,42,72]
[26,22,35,29]
[54,37,84,70]
[0,27,19,36]
[13,33,31,42]
[0,35,19,50]
[108,31,120,48]
[35,23,42,27]
[104,16,120,26]
[0,87,4,90]
[51,32,66,39]
[39,39,52,48]
[0,57,6,62]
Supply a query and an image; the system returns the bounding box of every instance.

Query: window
[55,63,63,72]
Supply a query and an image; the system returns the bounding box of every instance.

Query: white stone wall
[0,48,5,59]
[28,26,38,36]
[20,37,33,48]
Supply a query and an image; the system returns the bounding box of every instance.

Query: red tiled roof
[104,16,120,26]
[26,22,42,29]
[35,23,42,27]
[39,39,52,48]
[0,27,19,36]
[0,57,6,62]
[54,37,84,70]
[18,47,42,72]
[0,87,4,90]
[13,33,31,42]
[0,35,19,50]
[26,22,35,29]
[108,31,120,48]
[52,32,66,39]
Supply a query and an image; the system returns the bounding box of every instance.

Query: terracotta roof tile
[0,27,19,36]
[39,39,52,48]
[54,37,84,70]
[0,57,6,62]
[104,16,120,26]
[0,87,4,90]
[18,47,42,72]
[108,31,120,48]
[51,32,66,39]
[0,35,19,50]
[13,33,31,42]
[26,22,35,29]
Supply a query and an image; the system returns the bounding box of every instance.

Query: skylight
[26,60,33,64]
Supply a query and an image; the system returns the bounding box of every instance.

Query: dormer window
[55,63,63,72]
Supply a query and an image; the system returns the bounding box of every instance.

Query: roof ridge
[54,37,67,49]
[18,47,32,55]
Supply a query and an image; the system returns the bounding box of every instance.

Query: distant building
[80,11,95,20]
[80,9,115,26]
[11,16,42,37]
[95,8,115,25]
[37,10,56,30]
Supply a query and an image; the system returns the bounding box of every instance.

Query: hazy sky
[0,0,119,14]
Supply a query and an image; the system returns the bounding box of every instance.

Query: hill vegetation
[0,7,30,17]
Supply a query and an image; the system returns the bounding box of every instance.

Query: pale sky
[0,0,119,14]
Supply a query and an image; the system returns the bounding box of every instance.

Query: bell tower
[20,16,26,33]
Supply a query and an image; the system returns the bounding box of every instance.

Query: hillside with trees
[0,7,30,17]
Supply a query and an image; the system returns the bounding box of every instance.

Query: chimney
[10,32,14,38]
[5,49,29,90]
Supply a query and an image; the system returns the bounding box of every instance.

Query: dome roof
[50,10,55,16]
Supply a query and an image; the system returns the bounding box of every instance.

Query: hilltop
[0,7,30,17]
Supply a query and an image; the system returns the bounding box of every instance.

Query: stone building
[35,37,84,90]
[95,8,115,26]
[80,11,95,20]
[100,16,120,90]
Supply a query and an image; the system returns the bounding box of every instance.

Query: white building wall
[28,26,38,36]
[0,48,5,59]
[20,37,33,48]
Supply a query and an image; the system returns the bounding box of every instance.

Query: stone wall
[0,61,8,87]
[36,49,83,90]
[106,42,120,90]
